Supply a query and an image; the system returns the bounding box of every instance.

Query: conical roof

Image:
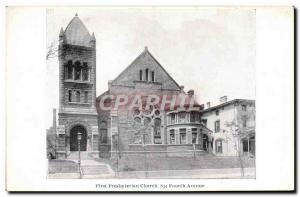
[63,14,92,47]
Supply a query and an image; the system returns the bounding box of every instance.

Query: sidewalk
[115,168,255,179]
[48,167,255,179]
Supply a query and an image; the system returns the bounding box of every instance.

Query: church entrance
[70,125,87,151]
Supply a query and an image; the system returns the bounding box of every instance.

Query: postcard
[6,6,294,191]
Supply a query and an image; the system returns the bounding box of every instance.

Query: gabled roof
[111,47,181,91]
[63,14,93,47]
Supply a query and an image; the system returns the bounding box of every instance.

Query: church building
[51,14,255,159]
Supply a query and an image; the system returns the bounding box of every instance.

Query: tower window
[139,70,143,80]
[68,90,72,102]
[75,90,80,102]
[82,63,89,81]
[145,68,149,81]
[84,91,88,103]
[75,62,81,80]
[66,61,73,79]
[151,71,155,82]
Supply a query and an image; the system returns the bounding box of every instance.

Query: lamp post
[77,132,82,178]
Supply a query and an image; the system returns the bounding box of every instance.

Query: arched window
[74,61,81,80]
[66,60,73,79]
[145,68,149,81]
[139,70,143,80]
[82,62,89,81]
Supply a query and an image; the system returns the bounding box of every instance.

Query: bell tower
[56,14,99,158]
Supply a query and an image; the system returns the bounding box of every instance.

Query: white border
[4,4,295,192]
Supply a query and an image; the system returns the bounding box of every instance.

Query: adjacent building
[201,97,255,156]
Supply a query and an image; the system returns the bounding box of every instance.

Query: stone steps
[67,151,90,160]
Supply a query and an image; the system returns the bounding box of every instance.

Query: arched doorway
[70,125,87,151]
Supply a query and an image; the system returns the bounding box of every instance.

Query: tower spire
[59,27,64,37]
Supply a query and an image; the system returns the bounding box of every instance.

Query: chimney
[108,80,113,90]
[180,85,184,92]
[187,89,194,97]
[200,104,205,110]
[206,102,211,108]
[219,96,227,104]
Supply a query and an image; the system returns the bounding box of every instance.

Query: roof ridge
[112,48,181,91]
[145,49,181,90]
[62,15,92,47]
[111,49,147,83]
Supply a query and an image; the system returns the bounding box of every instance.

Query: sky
[46,7,255,125]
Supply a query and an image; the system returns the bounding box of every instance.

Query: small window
[145,68,149,81]
[178,112,186,123]
[242,105,247,111]
[179,129,186,144]
[216,110,219,116]
[214,120,220,133]
[169,130,175,144]
[139,70,143,80]
[151,71,155,82]
[84,91,88,103]
[68,90,72,102]
[75,90,80,102]
[190,112,200,122]
[169,113,176,124]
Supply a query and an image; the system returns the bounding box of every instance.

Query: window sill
[64,79,91,84]
[133,80,162,85]
[167,122,201,126]
[68,102,90,105]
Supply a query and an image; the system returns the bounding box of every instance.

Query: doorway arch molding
[65,119,92,136]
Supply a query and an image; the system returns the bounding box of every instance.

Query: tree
[46,40,59,60]
[224,109,255,177]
